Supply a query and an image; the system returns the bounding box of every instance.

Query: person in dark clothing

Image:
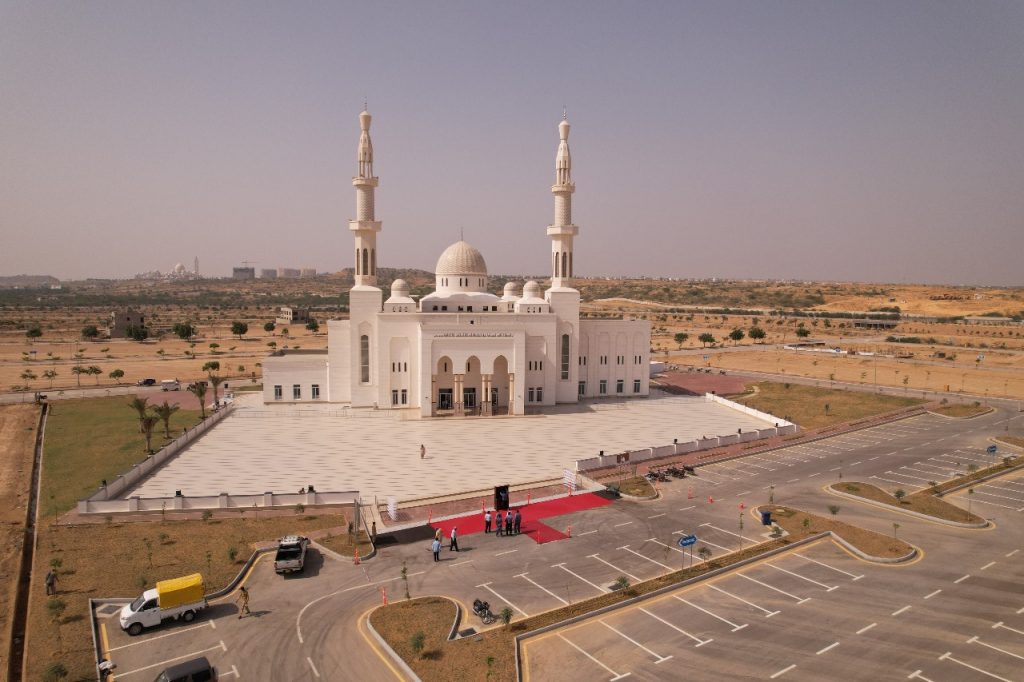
[513,509,522,535]
[450,526,460,551]
[495,511,504,536]
[504,510,513,536]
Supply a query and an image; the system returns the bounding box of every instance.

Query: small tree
[828,505,840,518]
[151,400,180,439]
[673,332,688,348]
[26,325,43,341]
[796,327,811,338]
[109,368,125,384]
[140,415,160,453]
[126,325,149,342]
[697,546,712,563]
[173,322,196,340]
[401,560,410,600]
[698,333,715,347]
[231,321,249,339]
[306,319,320,333]
[749,326,766,342]
[802,517,811,531]
[43,369,58,388]
[202,361,220,373]
[71,365,86,388]
[189,382,208,419]
[611,576,630,591]
[264,322,276,334]
[201,510,213,522]
[410,631,426,657]
[728,328,745,344]
[88,365,102,384]
[893,489,907,503]
[127,397,149,433]
[500,606,513,630]
[208,342,220,354]
[81,325,99,339]
[209,374,224,407]
[892,522,900,541]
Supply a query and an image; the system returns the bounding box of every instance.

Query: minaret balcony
[546,224,578,237]
[550,183,575,194]
[349,219,382,233]
[352,176,379,188]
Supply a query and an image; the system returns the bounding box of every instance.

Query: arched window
[360,335,370,383]
[554,252,560,277]
[561,252,567,279]
[371,248,376,275]
[560,334,570,379]
[361,249,369,277]
[569,252,573,277]
[355,248,360,275]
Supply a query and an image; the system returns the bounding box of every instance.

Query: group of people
[484,509,522,536]
[431,526,459,561]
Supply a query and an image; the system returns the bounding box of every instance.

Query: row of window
[429,304,502,312]
[440,277,486,287]
[274,384,321,400]
[527,387,544,403]
[528,360,544,371]
[577,379,642,396]
[391,361,408,372]
[391,389,409,405]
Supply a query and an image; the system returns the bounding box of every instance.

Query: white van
[160,379,181,391]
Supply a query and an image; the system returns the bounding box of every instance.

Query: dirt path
[0,405,39,682]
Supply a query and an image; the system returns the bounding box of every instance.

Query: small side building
[276,307,312,325]
[110,308,145,338]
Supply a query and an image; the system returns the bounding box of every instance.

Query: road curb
[826,485,989,529]
[364,608,422,682]
[826,529,918,563]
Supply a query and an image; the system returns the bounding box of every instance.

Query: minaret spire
[349,108,382,287]
[547,113,578,288]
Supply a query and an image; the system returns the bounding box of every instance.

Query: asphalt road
[94,407,1024,681]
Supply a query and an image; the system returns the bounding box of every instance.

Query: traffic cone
[567,525,572,538]
[481,499,485,513]
[688,486,694,499]
[354,548,361,565]
[527,491,532,505]
[739,502,745,510]
[381,587,388,605]
[708,496,714,504]
[427,509,432,524]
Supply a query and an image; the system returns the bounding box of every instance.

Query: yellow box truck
[119,573,207,635]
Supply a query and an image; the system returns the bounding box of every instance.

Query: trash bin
[761,511,772,526]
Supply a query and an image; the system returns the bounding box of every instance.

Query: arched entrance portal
[435,356,454,414]
[489,356,510,415]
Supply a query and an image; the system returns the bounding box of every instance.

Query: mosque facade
[262,111,650,417]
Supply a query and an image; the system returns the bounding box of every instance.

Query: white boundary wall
[575,393,795,472]
[79,490,360,514]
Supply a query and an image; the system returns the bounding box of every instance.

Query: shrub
[201,510,213,522]
[611,576,630,591]
[410,631,426,657]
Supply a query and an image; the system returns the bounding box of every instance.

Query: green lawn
[43,396,202,515]
[737,382,924,430]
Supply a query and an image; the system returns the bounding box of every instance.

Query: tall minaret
[547,113,578,288]
[349,109,382,287]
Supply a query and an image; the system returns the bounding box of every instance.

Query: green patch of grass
[43,396,202,515]
[615,476,656,497]
[736,381,923,430]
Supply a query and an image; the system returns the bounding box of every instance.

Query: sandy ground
[674,348,1024,400]
[0,404,38,681]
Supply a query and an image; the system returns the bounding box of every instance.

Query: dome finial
[562,105,567,121]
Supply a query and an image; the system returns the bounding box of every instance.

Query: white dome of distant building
[502,282,522,300]
[435,241,487,276]
[173,263,186,274]
[386,278,415,308]
[390,278,409,295]
[522,280,541,298]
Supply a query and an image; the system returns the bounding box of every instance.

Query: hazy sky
[2,1,1022,285]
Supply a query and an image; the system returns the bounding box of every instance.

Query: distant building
[962,316,1016,326]
[110,308,145,338]
[852,319,899,329]
[233,267,255,280]
[278,268,301,279]
[276,307,311,325]
[260,268,278,279]
[300,267,317,278]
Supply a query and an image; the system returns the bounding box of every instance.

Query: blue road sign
[678,534,698,548]
[987,445,997,454]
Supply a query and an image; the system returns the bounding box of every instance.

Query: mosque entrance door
[438,389,453,410]
[463,387,477,410]
[490,387,498,407]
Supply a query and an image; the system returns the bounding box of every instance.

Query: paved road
[95,407,1024,680]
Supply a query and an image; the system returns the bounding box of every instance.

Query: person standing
[435,527,443,543]
[420,443,426,459]
[45,569,58,596]
[484,510,492,533]
[431,537,441,562]
[236,585,251,618]
[504,510,513,536]
[450,526,459,551]
[514,509,522,535]
[495,511,504,537]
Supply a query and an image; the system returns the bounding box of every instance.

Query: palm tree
[151,401,180,439]
[140,415,160,453]
[88,366,102,384]
[127,397,149,433]
[71,365,86,388]
[208,374,224,407]
[188,382,208,419]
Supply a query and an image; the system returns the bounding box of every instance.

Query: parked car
[274,535,309,574]
[152,656,217,682]
[137,378,157,386]
[120,573,207,636]
[160,379,181,391]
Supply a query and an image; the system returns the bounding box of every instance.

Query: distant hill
[0,275,60,289]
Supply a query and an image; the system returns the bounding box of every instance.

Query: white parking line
[699,523,746,542]
[817,642,840,655]
[697,538,736,554]
[558,634,630,681]
[967,497,1020,511]
[588,554,641,582]
[554,563,609,594]
[885,471,932,483]
[794,553,864,580]
[614,521,634,528]
[924,589,942,600]
[954,574,970,584]
[968,635,1024,661]
[892,605,912,617]
[1007,549,1020,558]
[765,563,838,591]
[993,621,1024,636]
[648,513,666,519]
[787,478,801,483]
[107,620,214,651]
[974,488,1024,503]
[515,572,569,605]
[679,506,696,511]
[708,584,779,616]
[495,549,519,557]
[577,530,598,536]
[857,622,877,635]
[639,608,711,646]
[770,664,796,679]
[648,538,686,555]
[738,574,810,603]
[601,621,673,663]
[619,545,674,571]
[675,596,747,631]
[116,641,227,678]
[907,670,935,681]
[477,581,529,617]
[872,475,921,487]
[448,560,473,568]
[307,656,321,678]
[981,561,996,570]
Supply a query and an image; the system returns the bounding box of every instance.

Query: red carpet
[430,493,611,545]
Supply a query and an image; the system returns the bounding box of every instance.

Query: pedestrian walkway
[429,493,612,544]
